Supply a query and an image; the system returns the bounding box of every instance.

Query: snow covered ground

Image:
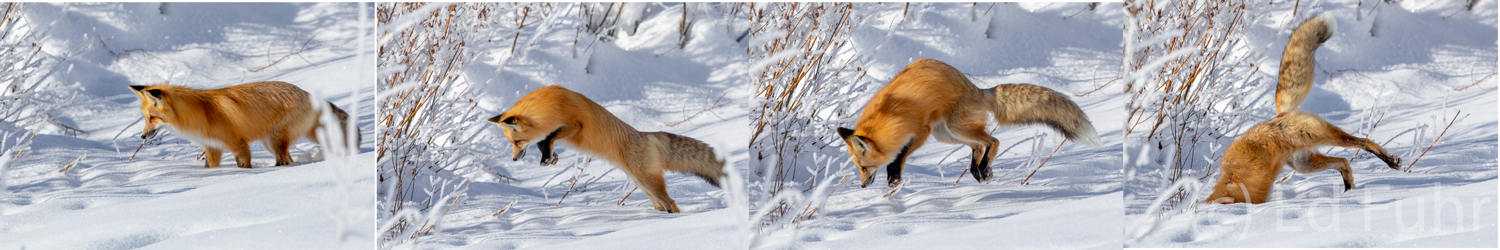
[1125,0,1497,247]
[0,3,375,249]
[749,3,1125,249]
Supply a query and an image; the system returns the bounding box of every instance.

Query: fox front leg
[884,144,913,187]
[536,129,561,166]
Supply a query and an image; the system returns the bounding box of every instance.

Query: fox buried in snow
[488,85,726,213]
[129,81,358,168]
[836,58,1101,188]
[1205,15,1401,204]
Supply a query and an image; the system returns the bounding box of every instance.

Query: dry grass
[376,2,532,243]
[746,2,866,228]
[1125,0,1260,212]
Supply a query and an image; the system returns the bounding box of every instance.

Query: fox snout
[141,127,159,140]
[858,169,875,188]
[510,146,528,161]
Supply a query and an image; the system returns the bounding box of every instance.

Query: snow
[0,3,374,249]
[1125,0,1497,247]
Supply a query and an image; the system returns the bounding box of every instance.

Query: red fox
[129,81,357,168]
[488,85,725,213]
[836,58,1100,188]
[1205,15,1402,204]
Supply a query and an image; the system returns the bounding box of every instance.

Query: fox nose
[141,130,157,140]
[859,175,874,188]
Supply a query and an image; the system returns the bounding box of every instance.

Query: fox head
[129,85,174,140]
[488,113,540,161]
[837,127,897,188]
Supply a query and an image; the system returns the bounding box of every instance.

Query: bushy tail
[327,101,361,147]
[1275,14,1337,114]
[649,132,727,188]
[983,84,1101,147]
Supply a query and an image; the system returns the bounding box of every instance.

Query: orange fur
[129,81,356,168]
[837,58,1099,188]
[489,85,725,213]
[1206,15,1400,204]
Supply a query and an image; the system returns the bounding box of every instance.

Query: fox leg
[535,129,561,166]
[947,122,999,183]
[1302,117,1402,169]
[630,167,679,213]
[267,135,294,166]
[1287,149,1356,191]
[204,147,223,168]
[228,141,254,168]
[886,131,928,187]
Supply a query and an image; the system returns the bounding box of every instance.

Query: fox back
[489,85,642,165]
[131,81,318,146]
[843,58,986,169]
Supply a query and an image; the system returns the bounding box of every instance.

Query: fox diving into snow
[1205,14,1402,204]
[488,85,726,213]
[836,58,1101,188]
[129,81,358,169]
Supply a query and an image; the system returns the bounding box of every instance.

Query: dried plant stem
[129,139,147,161]
[492,200,517,217]
[1352,104,1387,159]
[1454,72,1495,91]
[1405,111,1464,172]
[617,185,638,206]
[1022,138,1067,185]
[557,158,591,206]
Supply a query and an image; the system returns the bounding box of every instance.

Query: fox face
[837,127,898,188]
[129,85,173,140]
[488,113,561,165]
[489,114,536,160]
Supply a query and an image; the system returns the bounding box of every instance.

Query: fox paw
[540,155,558,166]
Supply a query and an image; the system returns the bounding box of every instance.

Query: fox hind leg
[267,134,294,166]
[1287,149,1355,191]
[1301,114,1402,169]
[204,147,223,168]
[945,119,998,183]
[637,170,680,213]
[624,158,679,213]
[228,140,253,169]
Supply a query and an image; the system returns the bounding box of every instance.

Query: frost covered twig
[1405,111,1465,172]
[1021,139,1068,185]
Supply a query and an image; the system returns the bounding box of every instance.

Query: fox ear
[836,127,854,140]
[131,87,165,107]
[495,115,524,131]
[145,89,165,104]
[849,135,873,155]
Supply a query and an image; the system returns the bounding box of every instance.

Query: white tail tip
[1316,13,1337,33]
[1072,125,1103,147]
